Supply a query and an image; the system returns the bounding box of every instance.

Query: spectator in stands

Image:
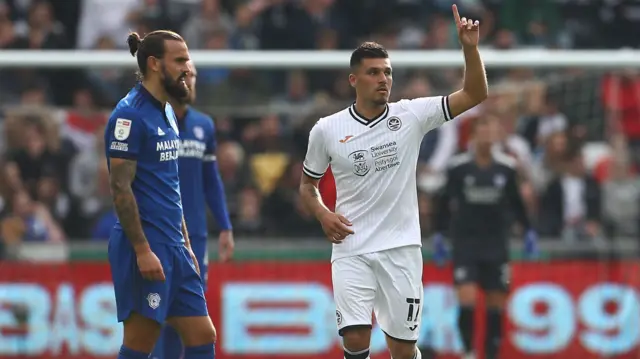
[601,69,640,166]
[0,190,64,243]
[248,114,292,196]
[182,0,235,49]
[11,0,68,49]
[601,135,640,236]
[538,145,602,240]
[234,186,265,235]
[530,131,568,193]
[263,159,323,237]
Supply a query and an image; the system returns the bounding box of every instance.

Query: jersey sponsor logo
[193,126,205,140]
[110,141,128,152]
[339,135,354,143]
[157,139,180,162]
[348,150,371,176]
[179,139,207,159]
[463,175,504,204]
[387,116,402,131]
[370,141,400,172]
[147,293,161,309]
[114,118,132,140]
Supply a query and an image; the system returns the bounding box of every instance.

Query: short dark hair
[127,30,184,78]
[350,42,388,68]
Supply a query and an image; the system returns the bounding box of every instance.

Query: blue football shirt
[177,108,217,239]
[104,83,184,246]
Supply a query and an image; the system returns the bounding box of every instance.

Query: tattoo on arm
[299,174,327,219]
[109,158,148,250]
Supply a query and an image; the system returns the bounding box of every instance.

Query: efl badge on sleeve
[114,118,132,141]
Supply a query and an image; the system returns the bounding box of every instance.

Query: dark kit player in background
[152,61,234,359]
[432,115,538,359]
[104,30,216,359]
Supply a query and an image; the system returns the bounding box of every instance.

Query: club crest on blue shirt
[193,126,204,140]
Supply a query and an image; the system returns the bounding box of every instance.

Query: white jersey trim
[348,103,390,127]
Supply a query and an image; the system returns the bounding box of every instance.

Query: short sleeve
[400,96,453,134]
[106,109,146,160]
[302,122,329,180]
[203,119,217,162]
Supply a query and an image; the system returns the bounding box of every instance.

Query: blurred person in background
[263,159,324,237]
[529,131,568,193]
[0,189,64,244]
[538,144,602,241]
[433,115,536,359]
[69,125,111,238]
[234,186,264,235]
[601,135,640,237]
[601,69,640,166]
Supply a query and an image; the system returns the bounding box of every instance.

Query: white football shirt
[303,96,453,261]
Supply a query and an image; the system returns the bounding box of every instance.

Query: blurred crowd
[0,0,640,245]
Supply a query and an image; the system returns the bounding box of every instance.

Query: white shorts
[332,245,423,341]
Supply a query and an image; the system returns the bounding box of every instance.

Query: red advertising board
[1,261,640,359]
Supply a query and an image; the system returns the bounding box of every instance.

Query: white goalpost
[0,49,639,68]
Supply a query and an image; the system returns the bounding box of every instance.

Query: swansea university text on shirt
[105,83,208,324]
[177,108,232,285]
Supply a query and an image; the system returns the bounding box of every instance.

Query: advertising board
[1,261,640,359]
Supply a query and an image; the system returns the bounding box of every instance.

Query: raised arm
[447,4,488,118]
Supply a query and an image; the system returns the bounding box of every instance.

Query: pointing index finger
[452,4,461,26]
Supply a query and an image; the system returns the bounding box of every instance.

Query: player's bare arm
[299,174,354,243]
[181,216,190,248]
[109,157,165,281]
[447,4,488,118]
[181,215,201,274]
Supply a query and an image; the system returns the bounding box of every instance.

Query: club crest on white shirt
[348,150,371,176]
[387,116,402,131]
[114,118,132,140]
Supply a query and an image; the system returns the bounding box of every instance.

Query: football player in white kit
[300,5,487,359]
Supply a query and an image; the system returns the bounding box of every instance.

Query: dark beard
[161,65,188,99]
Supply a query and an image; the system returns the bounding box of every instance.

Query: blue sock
[151,325,184,359]
[184,343,215,359]
[118,345,149,359]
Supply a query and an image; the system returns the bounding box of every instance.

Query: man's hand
[452,4,479,48]
[135,247,166,281]
[218,230,235,262]
[186,245,201,275]
[318,211,354,244]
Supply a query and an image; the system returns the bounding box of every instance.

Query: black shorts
[452,248,510,292]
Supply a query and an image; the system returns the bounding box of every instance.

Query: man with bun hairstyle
[104,30,217,359]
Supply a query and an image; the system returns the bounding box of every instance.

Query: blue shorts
[189,236,208,286]
[108,229,209,323]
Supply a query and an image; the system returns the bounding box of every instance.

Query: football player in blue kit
[151,62,234,359]
[104,30,216,359]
